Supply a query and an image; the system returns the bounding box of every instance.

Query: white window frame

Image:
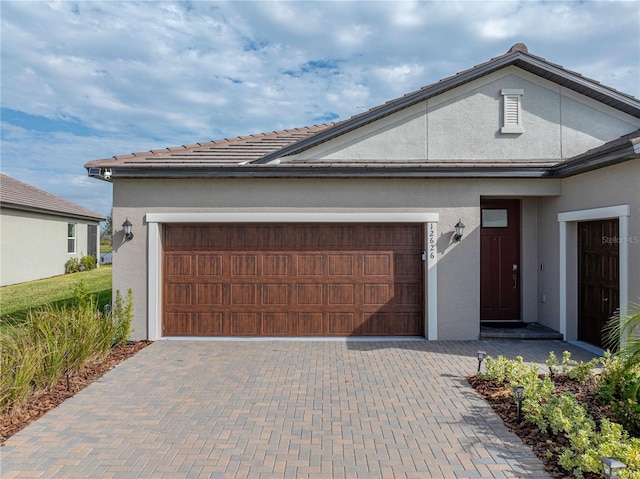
[501,88,524,134]
[67,223,77,254]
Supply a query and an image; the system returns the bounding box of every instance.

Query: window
[501,89,524,134]
[67,223,76,254]
[482,209,508,228]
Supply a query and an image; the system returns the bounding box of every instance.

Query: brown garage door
[163,224,424,337]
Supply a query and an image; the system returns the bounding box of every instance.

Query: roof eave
[546,142,639,178]
[0,203,106,222]
[96,165,552,179]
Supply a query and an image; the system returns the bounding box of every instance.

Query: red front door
[480,199,521,321]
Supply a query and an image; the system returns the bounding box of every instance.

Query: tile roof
[0,174,106,221]
[85,124,336,169]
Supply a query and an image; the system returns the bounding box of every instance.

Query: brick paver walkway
[1,340,597,478]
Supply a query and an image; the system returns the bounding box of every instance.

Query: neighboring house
[85,43,640,346]
[0,174,106,286]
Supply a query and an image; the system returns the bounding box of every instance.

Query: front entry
[480,199,521,321]
[578,219,619,348]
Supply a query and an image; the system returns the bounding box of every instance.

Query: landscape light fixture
[122,218,134,241]
[600,457,627,479]
[477,351,487,373]
[513,386,525,423]
[453,219,465,242]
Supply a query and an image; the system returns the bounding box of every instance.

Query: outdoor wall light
[513,386,525,423]
[122,218,134,241]
[477,351,487,373]
[600,457,627,479]
[453,219,465,242]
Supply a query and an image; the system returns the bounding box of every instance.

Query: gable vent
[501,89,524,134]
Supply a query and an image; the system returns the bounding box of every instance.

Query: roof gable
[0,174,105,221]
[253,43,640,164]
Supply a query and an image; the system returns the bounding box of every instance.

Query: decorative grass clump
[0,282,133,414]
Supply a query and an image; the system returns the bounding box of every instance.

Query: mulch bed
[467,374,614,479]
[0,340,151,446]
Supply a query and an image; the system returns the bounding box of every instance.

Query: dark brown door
[87,225,97,258]
[162,224,423,337]
[578,219,619,348]
[480,200,521,321]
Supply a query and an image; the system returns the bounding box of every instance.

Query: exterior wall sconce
[600,457,627,479]
[477,351,487,373]
[453,219,465,242]
[513,386,525,423]
[122,218,134,241]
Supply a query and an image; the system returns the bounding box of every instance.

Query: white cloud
[1,1,638,216]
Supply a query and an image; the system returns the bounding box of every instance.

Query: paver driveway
[1,340,597,479]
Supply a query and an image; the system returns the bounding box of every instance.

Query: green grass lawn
[0,266,112,324]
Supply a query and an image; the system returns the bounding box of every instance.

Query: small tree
[101,209,113,241]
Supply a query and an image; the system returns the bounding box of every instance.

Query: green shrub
[65,257,79,274]
[110,288,134,347]
[80,255,97,271]
[478,352,640,478]
[597,351,640,436]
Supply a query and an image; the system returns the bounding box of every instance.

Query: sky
[1,1,639,217]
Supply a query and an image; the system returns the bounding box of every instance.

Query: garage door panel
[395,254,422,277]
[163,224,423,337]
[194,313,223,335]
[263,254,291,276]
[232,255,258,275]
[297,284,324,305]
[363,284,392,305]
[363,254,392,275]
[230,284,258,305]
[328,284,355,305]
[328,255,354,275]
[165,254,193,276]
[328,313,354,334]
[196,255,224,276]
[361,312,391,335]
[262,313,289,335]
[396,313,424,335]
[262,284,289,305]
[297,313,324,334]
[165,313,192,335]
[395,283,422,305]
[166,284,192,304]
[196,284,223,304]
[298,255,324,275]
[231,312,260,334]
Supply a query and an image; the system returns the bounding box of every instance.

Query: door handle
[603,297,609,302]
[513,274,517,289]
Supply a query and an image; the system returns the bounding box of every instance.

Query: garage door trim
[146,212,439,341]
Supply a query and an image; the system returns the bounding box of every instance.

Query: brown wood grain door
[578,219,619,348]
[480,200,521,321]
[162,224,423,337]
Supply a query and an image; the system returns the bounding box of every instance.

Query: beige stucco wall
[288,67,640,163]
[536,159,640,339]
[112,177,562,341]
[0,209,100,286]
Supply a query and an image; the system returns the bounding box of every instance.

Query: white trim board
[146,211,440,341]
[146,212,439,224]
[558,204,630,344]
